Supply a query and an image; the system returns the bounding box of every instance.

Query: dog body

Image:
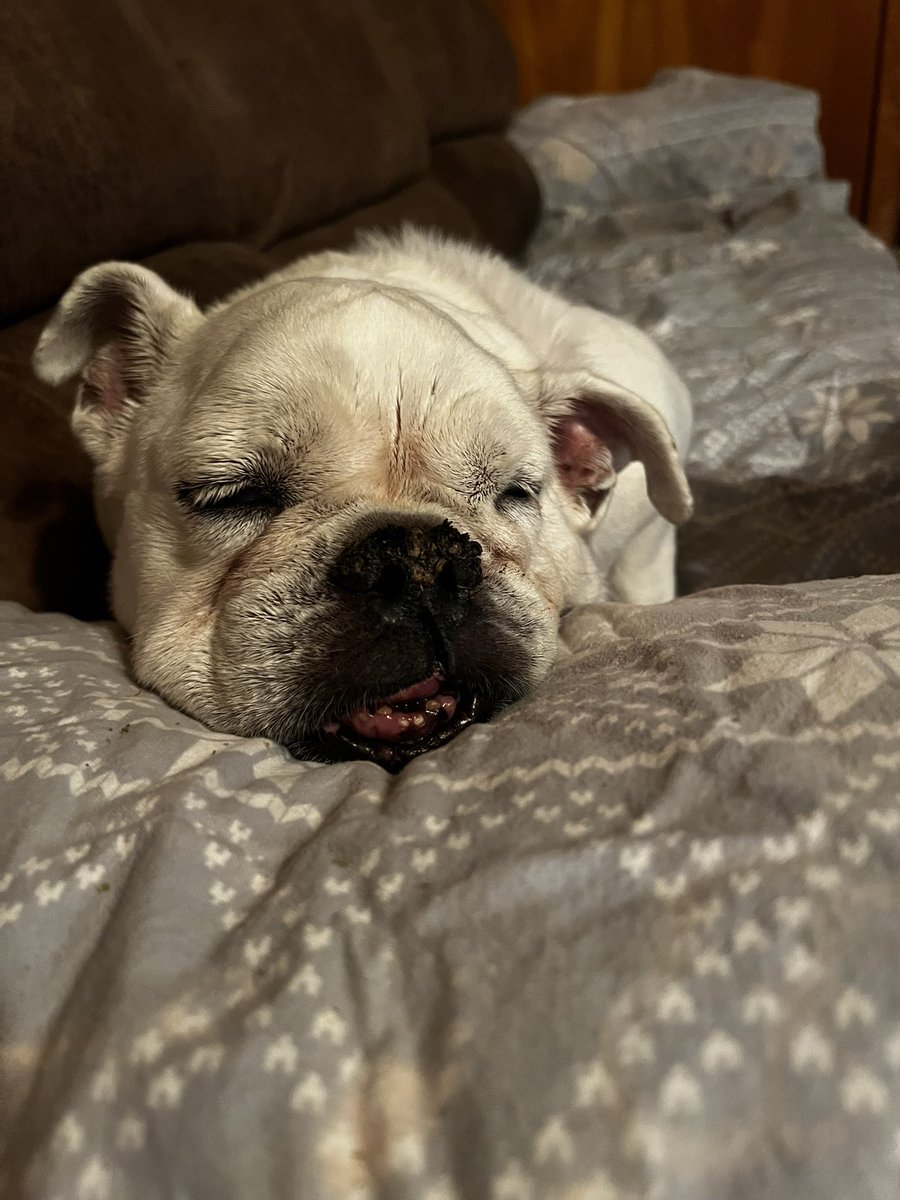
[35,229,692,767]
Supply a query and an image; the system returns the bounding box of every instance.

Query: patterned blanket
[1,72,899,1200]
[512,69,900,592]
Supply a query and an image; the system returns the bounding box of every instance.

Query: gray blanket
[512,69,900,592]
[2,72,900,1200]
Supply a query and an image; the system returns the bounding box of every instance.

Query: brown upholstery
[0,0,538,615]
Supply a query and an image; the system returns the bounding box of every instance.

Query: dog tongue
[336,674,458,742]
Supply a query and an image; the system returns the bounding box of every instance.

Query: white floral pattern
[708,603,900,720]
[515,74,900,595]
[797,386,896,452]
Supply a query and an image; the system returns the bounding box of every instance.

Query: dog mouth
[315,671,484,769]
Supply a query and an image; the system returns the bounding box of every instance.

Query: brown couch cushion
[0,0,538,615]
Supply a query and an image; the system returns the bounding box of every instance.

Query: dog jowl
[34,230,693,769]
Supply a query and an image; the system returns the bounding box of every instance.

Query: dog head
[34,256,691,769]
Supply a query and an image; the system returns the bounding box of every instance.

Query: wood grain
[868,0,900,240]
[491,0,887,220]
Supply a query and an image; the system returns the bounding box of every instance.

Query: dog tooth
[376,705,393,716]
[411,714,425,727]
[424,699,441,713]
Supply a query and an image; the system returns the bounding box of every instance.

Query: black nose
[331,520,482,630]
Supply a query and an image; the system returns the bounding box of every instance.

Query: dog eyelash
[176,480,285,517]
[496,480,542,509]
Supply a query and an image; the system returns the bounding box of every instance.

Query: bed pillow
[512,70,900,591]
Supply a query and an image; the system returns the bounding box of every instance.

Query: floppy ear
[541,370,693,525]
[33,263,201,468]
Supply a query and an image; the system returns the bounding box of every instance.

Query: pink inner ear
[82,346,129,413]
[552,415,618,495]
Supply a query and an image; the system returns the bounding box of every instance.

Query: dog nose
[332,520,482,629]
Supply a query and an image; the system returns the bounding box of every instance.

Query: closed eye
[176,479,287,517]
[496,479,542,510]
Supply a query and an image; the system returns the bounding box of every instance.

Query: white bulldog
[34,229,692,769]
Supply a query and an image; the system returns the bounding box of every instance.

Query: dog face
[35,248,690,769]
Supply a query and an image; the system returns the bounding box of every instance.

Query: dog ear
[541,371,693,525]
[33,263,202,467]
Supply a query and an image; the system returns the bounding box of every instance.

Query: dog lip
[324,673,457,744]
[309,683,484,771]
[319,670,446,737]
[381,672,445,705]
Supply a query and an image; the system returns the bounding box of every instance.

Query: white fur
[33,229,693,754]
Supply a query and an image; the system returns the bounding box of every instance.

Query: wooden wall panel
[868,0,900,240]
[491,0,886,220]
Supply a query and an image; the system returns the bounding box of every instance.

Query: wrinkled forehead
[170,282,549,481]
